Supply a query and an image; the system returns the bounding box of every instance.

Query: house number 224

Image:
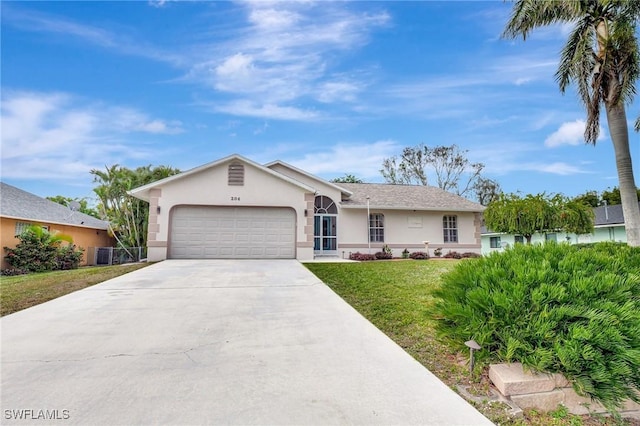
[231,196,240,201]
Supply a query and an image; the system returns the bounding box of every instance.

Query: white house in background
[128,154,485,261]
[481,202,633,255]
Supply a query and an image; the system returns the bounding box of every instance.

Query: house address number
[231,196,240,201]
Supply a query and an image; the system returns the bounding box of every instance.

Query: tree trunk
[605,102,640,246]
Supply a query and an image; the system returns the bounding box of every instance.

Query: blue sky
[2,1,639,203]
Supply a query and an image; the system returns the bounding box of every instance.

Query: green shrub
[4,226,84,273]
[409,251,429,260]
[430,242,640,412]
[55,245,84,270]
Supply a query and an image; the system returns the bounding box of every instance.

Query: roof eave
[129,154,317,200]
[265,160,353,197]
[0,214,109,230]
[340,204,484,212]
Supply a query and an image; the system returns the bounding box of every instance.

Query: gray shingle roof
[0,182,109,230]
[593,203,632,226]
[337,183,485,212]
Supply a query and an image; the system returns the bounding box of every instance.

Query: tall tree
[474,177,503,206]
[503,0,640,246]
[573,190,601,207]
[46,196,101,218]
[484,193,594,244]
[91,165,180,249]
[381,144,488,199]
[331,174,364,183]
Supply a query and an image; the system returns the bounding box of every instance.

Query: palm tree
[503,0,640,246]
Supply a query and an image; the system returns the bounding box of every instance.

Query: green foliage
[55,245,84,270]
[4,226,83,273]
[575,187,640,207]
[46,195,101,218]
[430,242,640,413]
[573,191,600,208]
[92,164,180,248]
[331,174,363,183]
[601,186,640,207]
[401,248,410,259]
[484,193,594,243]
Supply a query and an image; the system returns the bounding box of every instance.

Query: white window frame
[443,215,458,243]
[369,213,384,243]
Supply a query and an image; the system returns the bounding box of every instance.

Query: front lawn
[304,260,630,426]
[0,263,150,316]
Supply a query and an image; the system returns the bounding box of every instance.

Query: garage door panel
[170,206,295,259]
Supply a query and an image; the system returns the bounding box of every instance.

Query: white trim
[129,154,315,201]
[264,160,353,197]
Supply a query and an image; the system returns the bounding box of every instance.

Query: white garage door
[169,206,296,259]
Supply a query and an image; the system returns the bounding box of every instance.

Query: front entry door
[314,215,337,255]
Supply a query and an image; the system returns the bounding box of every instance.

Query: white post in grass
[366,196,371,254]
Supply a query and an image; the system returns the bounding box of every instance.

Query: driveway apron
[1,260,493,425]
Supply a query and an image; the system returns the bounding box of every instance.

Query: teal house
[481,203,632,255]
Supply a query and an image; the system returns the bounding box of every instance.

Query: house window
[369,213,384,243]
[443,215,458,243]
[514,235,524,244]
[14,222,48,236]
[545,233,557,242]
[314,196,337,214]
[228,163,244,186]
[490,236,501,248]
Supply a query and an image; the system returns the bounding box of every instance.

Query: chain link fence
[87,247,147,266]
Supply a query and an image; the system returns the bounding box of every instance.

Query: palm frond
[503,0,578,40]
[635,116,640,132]
[555,17,595,94]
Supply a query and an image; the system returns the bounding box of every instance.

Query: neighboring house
[129,154,485,261]
[481,202,633,255]
[0,182,114,269]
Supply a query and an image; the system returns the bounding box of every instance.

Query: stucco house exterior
[129,154,485,261]
[481,202,632,255]
[1,182,114,269]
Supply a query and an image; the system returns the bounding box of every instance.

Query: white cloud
[535,162,590,175]
[248,8,301,30]
[214,100,320,121]
[1,90,182,180]
[284,140,400,180]
[2,4,184,65]
[184,2,390,119]
[544,119,604,147]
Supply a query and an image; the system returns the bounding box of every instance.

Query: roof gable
[338,182,484,212]
[0,182,109,230]
[264,160,352,197]
[129,154,315,201]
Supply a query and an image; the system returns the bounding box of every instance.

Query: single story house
[0,182,114,269]
[481,202,633,254]
[129,154,485,261]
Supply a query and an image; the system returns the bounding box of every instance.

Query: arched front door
[314,195,337,255]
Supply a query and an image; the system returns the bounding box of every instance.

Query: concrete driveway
[1,260,492,425]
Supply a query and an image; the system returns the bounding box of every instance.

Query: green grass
[304,260,632,426]
[1,263,151,316]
